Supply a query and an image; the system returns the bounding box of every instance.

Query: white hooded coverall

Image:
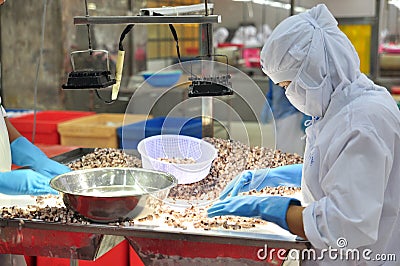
[261,4,400,265]
[0,97,11,172]
[0,98,27,266]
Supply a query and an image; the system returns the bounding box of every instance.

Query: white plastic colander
[137,134,218,184]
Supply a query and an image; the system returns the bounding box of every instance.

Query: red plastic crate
[36,239,129,266]
[243,48,261,68]
[391,86,400,94]
[129,246,144,266]
[9,110,95,145]
[217,43,244,49]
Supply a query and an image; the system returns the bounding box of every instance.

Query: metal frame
[0,148,311,264]
[0,218,310,264]
[336,0,381,81]
[0,219,309,249]
[337,16,380,80]
[69,49,112,71]
[73,15,221,25]
[335,0,400,87]
[74,12,221,138]
[374,0,400,85]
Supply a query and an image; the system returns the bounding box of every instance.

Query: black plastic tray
[51,148,140,164]
[51,148,95,164]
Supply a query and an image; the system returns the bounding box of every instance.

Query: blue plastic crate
[142,70,182,88]
[117,116,202,149]
[5,108,35,118]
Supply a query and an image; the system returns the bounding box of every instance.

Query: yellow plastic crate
[57,113,151,148]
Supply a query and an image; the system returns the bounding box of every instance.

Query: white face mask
[285,74,330,117]
[285,80,306,114]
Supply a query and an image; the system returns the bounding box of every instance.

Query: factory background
[1,0,398,113]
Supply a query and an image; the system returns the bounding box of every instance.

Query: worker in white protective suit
[231,25,261,47]
[208,4,400,265]
[0,97,71,265]
[0,1,71,265]
[0,2,70,195]
[213,27,229,48]
[256,24,272,44]
[0,98,69,194]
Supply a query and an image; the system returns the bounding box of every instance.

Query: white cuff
[0,106,6,118]
[302,203,329,250]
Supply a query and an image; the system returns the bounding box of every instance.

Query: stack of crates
[57,113,150,148]
[5,108,34,118]
[9,110,95,145]
[117,116,202,150]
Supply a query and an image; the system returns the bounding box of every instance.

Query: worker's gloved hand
[207,195,301,231]
[0,169,58,195]
[10,137,71,179]
[219,164,303,200]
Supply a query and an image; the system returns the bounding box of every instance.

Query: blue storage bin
[5,108,35,118]
[117,116,202,149]
[142,70,182,88]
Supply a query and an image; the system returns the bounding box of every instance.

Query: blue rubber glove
[219,164,303,200]
[0,169,58,195]
[10,137,71,178]
[207,195,301,231]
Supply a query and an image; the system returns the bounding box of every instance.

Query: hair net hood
[260,4,361,117]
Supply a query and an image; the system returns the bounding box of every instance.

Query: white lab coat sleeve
[302,126,392,250]
[0,96,6,117]
[0,98,11,172]
[1,106,7,117]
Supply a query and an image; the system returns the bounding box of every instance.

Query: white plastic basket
[137,134,218,184]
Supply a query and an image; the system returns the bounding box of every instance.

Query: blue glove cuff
[262,164,303,188]
[0,169,58,195]
[259,197,301,231]
[10,136,46,167]
[10,136,70,178]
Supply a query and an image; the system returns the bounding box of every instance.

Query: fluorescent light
[389,0,400,9]
[88,3,96,10]
[251,0,308,13]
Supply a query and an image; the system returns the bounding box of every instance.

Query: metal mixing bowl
[50,167,177,223]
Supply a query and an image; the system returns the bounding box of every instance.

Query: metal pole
[70,259,79,266]
[127,0,134,76]
[201,23,214,138]
[371,0,382,80]
[74,15,221,25]
[290,0,295,16]
[201,0,214,138]
[242,2,246,22]
[262,3,266,30]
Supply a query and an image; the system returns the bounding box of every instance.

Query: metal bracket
[74,15,221,25]
[140,3,214,16]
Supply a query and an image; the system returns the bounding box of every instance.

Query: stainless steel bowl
[50,167,177,223]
